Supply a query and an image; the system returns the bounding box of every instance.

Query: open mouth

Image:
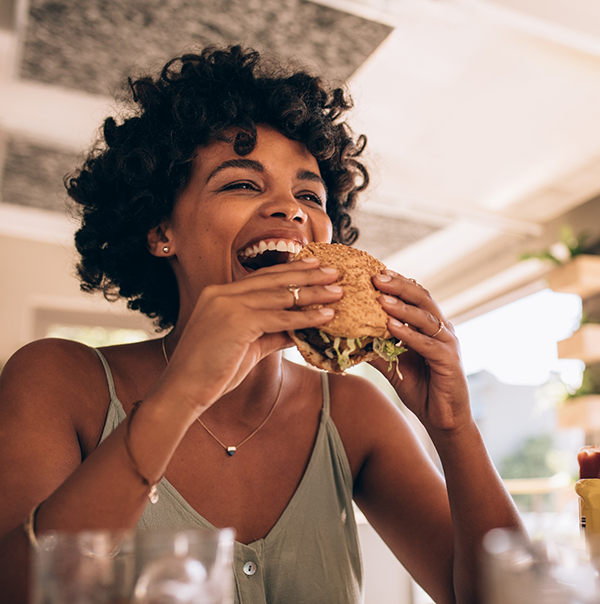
[238,239,304,271]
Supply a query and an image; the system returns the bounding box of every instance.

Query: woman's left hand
[370,270,471,432]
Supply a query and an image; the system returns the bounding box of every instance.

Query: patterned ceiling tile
[19,0,392,95]
[1,138,77,212]
[0,136,441,258]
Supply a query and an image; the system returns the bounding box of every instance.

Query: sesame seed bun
[288,243,393,373]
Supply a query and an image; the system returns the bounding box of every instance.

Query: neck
[207,355,286,433]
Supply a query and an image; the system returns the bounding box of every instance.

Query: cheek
[313,211,333,243]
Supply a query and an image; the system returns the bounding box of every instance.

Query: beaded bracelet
[23,501,42,551]
[124,400,162,504]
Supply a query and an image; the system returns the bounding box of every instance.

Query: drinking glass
[32,530,135,604]
[32,528,235,604]
[133,528,235,604]
[482,528,600,604]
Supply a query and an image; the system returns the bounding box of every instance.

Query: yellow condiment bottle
[575,478,600,563]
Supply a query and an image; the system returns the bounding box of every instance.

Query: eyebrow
[297,169,327,193]
[206,159,327,191]
[206,159,264,183]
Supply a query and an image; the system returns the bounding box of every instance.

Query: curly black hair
[67,45,369,329]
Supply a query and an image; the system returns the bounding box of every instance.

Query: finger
[240,256,322,280]
[384,317,454,363]
[256,332,295,359]
[373,272,446,319]
[262,256,320,271]
[379,295,449,340]
[239,283,343,311]
[373,272,432,305]
[230,264,340,294]
[246,307,336,337]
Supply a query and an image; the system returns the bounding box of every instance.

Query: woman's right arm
[0,338,201,604]
[0,259,342,603]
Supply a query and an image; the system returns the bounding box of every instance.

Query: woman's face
[156,125,332,304]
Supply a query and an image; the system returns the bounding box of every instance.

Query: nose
[260,195,308,224]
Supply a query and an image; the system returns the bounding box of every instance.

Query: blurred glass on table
[482,528,600,603]
[133,529,235,604]
[31,528,235,604]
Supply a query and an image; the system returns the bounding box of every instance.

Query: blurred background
[2,0,600,602]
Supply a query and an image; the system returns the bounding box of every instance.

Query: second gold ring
[429,318,445,339]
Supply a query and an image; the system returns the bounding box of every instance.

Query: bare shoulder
[0,339,110,534]
[327,371,418,479]
[2,336,100,369]
[0,339,109,446]
[328,370,453,586]
[328,370,413,439]
[1,338,105,402]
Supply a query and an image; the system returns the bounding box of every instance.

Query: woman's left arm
[356,270,525,604]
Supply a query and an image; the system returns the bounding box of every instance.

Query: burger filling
[294,328,407,374]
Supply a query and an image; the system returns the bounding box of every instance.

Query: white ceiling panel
[332,0,600,318]
[4,0,600,322]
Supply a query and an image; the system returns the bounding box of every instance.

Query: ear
[147,223,174,258]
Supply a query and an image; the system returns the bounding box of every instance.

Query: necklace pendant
[227,446,236,456]
[149,484,159,504]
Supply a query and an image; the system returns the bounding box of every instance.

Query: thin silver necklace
[161,338,284,456]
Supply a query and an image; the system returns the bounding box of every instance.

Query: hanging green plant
[565,365,600,400]
[521,225,590,265]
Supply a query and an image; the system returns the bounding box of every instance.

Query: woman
[0,45,523,603]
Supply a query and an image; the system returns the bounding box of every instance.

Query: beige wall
[0,232,154,365]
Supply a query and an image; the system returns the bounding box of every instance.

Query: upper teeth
[240,240,303,259]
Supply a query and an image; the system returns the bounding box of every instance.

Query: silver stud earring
[162,246,170,254]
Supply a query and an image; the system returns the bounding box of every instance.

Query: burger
[288,243,407,374]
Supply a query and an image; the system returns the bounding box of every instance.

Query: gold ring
[287,284,301,308]
[429,319,444,339]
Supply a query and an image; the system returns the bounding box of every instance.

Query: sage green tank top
[95,350,363,604]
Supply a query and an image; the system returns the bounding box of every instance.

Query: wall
[0,231,154,365]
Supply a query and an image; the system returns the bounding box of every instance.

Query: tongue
[240,250,291,271]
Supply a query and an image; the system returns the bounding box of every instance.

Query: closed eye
[297,191,325,206]
[221,181,259,192]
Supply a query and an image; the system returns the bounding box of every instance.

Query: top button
[243,561,257,576]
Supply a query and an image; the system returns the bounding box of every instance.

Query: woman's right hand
[153,257,342,416]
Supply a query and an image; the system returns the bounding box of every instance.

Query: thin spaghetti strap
[93,349,118,402]
[320,371,331,417]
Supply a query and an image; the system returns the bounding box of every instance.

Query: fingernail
[375,274,392,282]
[325,284,343,293]
[319,308,335,318]
[320,267,338,274]
[389,318,403,328]
[300,257,319,263]
[382,295,397,304]
[384,269,399,277]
